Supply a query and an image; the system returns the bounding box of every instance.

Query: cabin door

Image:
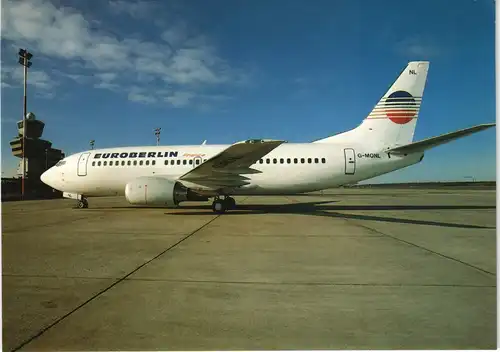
[344,148,356,175]
[77,152,91,176]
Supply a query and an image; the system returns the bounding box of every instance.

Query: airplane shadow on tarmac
[166,200,496,230]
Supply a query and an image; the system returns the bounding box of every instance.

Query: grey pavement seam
[11,214,221,352]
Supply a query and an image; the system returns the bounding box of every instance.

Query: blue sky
[1,0,496,182]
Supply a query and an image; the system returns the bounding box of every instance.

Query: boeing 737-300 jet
[40,61,495,213]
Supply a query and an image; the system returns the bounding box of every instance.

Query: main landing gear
[76,197,89,209]
[212,196,236,214]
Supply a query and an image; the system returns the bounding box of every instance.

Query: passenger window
[307,158,312,164]
[121,161,125,166]
[321,158,326,163]
[103,161,107,166]
[152,160,156,166]
[280,158,284,164]
[287,158,291,164]
[139,160,143,166]
[273,158,277,164]
[133,160,137,166]
[259,159,263,164]
[127,160,131,166]
[92,161,95,166]
[146,160,149,166]
[98,161,101,166]
[266,159,270,164]
[196,159,200,165]
[314,158,319,163]
[164,160,168,165]
[183,160,187,165]
[171,160,175,165]
[177,160,181,165]
[300,158,305,163]
[189,159,193,165]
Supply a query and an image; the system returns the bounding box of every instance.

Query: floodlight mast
[18,48,33,200]
[154,128,161,146]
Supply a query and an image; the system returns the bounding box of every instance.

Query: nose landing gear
[211,196,236,214]
[63,192,89,209]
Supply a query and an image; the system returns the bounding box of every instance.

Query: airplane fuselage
[50,143,423,198]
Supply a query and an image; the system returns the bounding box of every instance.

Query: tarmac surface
[2,189,497,351]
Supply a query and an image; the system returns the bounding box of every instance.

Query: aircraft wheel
[212,199,227,214]
[77,198,89,209]
[225,196,236,209]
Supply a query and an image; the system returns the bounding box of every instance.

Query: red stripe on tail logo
[385,90,416,124]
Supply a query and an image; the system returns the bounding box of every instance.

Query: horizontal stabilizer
[386,123,495,154]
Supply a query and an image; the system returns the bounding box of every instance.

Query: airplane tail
[314,61,430,149]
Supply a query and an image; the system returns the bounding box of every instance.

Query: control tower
[9,112,64,198]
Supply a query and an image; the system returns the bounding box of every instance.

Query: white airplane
[40,61,495,213]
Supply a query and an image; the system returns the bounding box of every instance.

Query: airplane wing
[386,123,495,154]
[179,139,286,189]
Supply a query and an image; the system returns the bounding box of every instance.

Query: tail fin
[314,61,430,148]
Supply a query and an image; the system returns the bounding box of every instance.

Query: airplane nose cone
[40,168,54,187]
[40,170,49,185]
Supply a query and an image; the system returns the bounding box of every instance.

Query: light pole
[18,48,33,200]
[154,128,161,146]
[90,140,95,150]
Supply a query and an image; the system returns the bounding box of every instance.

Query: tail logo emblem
[385,90,416,124]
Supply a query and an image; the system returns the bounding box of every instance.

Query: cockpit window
[55,160,66,167]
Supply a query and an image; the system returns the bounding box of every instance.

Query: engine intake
[125,176,207,206]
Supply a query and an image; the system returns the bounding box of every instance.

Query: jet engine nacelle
[125,176,208,206]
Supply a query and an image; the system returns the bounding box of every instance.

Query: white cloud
[128,91,157,104]
[64,73,91,84]
[95,72,117,82]
[94,81,121,92]
[35,89,56,99]
[163,91,195,107]
[3,66,55,90]
[395,37,440,58]
[108,0,158,19]
[1,0,248,108]
[197,94,233,102]
[26,71,54,89]
[161,21,190,47]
